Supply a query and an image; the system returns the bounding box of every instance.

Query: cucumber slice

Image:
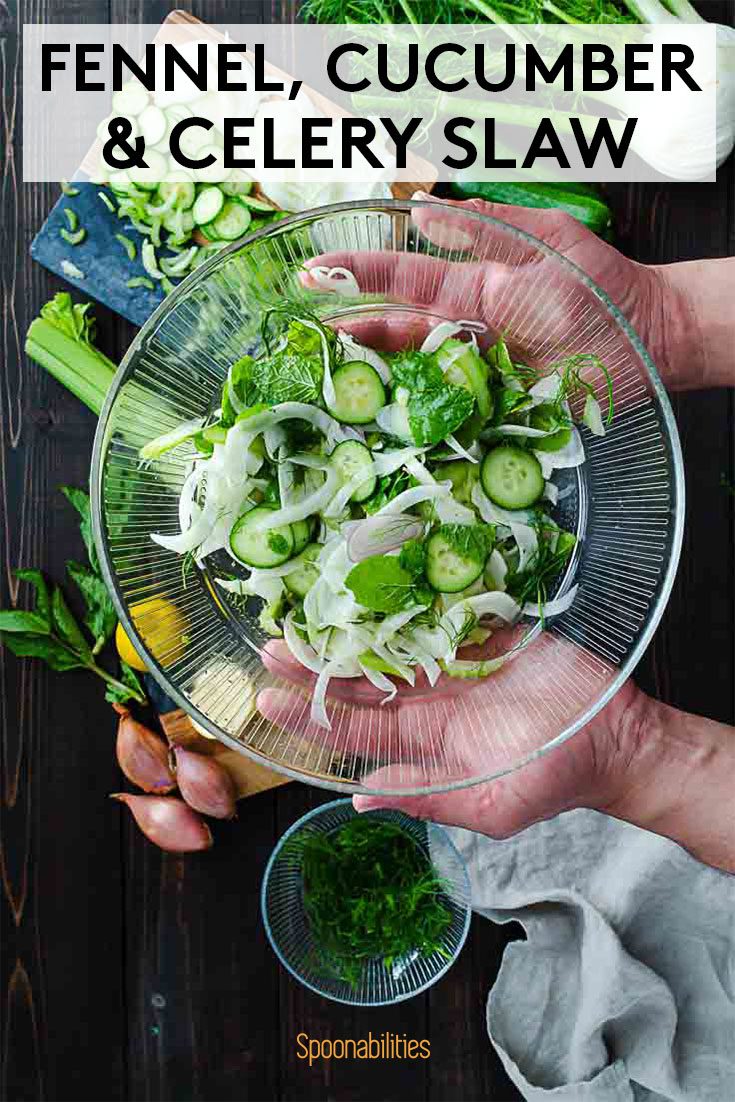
[98,113,140,145]
[138,104,167,147]
[426,530,485,593]
[158,172,196,211]
[112,81,149,118]
[330,440,376,503]
[230,505,295,568]
[437,339,493,418]
[529,404,572,453]
[481,446,544,510]
[439,459,479,506]
[192,186,225,226]
[108,169,131,193]
[290,519,312,556]
[207,199,252,241]
[177,123,214,161]
[162,208,195,240]
[328,362,386,426]
[128,149,168,188]
[284,543,321,598]
[221,178,254,197]
[195,145,231,184]
[234,194,276,212]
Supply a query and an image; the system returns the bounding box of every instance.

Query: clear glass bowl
[91,199,684,794]
[260,799,472,1006]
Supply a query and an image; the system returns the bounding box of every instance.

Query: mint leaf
[256,349,324,405]
[104,660,144,705]
[362,470,411,515]
[66,561,117,653]
[14,569,52,628]
[0,609,50,634]
[407,384,474,447]
[0,631,86,672]
[51,586,92,659]
[346,555,426,614]
[391,349,444,391]
[60,485,98,573]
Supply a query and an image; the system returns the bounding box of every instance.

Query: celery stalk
[24,294,118,416]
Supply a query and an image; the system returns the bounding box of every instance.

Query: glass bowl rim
[91,197,685,796]
[259,797,473,1006]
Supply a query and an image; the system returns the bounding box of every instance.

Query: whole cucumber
[448,180,613,237]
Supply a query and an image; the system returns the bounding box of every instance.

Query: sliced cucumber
[290,518,312,556]
[230,505,294,568]
[128,149,168,188]
[234,194,277,212]
[439,459,479,506]
[108,169,131,193]
[529,403,572,453]
[481,446,544,510]
[284,543,321,598]
[437,339,493,418]
[177,123,214,162]
[138,104,167,147]
[328,362,386,425]
[162,208,195,241]
[196,144,231,184]
[330,440,376,503]
[207,199,252,241]
[426,529,485,593]
[192,186,224,226]
[158,171,196,211]
[221,178,254,197]
[112,80,149,118]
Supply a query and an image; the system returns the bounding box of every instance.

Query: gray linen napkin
[446,809,735,1101]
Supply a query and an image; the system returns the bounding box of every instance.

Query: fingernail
[353,795,392,812]
[411,189,432,200]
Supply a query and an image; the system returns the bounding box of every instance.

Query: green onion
[115,233,137,261]
[60,180,80,196]
[160,275,176,296]
[63,207,79,231]
[126,276,155,290]
[60,260,85,280]
[141,240,164,280]
[98,190,116,213]
[60,226,86,246]
[25,293,117,415]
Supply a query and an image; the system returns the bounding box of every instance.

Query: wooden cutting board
[144,675,291,800]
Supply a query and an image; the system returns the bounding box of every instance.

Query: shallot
[111,793,213,852]
[114,704,175,794]
[172,747,237,820]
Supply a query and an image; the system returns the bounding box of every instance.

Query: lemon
[115,596,188,672]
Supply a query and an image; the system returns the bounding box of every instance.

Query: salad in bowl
[141,279,611,729]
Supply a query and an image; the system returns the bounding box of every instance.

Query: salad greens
[142,278,612,728]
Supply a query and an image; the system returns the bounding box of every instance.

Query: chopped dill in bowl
[289,816,454,989]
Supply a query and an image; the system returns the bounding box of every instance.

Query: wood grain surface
[2,2,735,1101]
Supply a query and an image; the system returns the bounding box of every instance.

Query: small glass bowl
[261,799,472,1006]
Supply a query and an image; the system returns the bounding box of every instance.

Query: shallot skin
[111,793,213,852]
[114,705,175,794]
[173,746,237,820]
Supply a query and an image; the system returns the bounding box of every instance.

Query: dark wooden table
[2,2,734,1100]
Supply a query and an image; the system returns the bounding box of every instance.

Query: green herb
[506,520,576,622]
[398,538,427,577]
[362,469,412,515]
[267,532,290,556]
[126,276,155,290]
[25,293,117,415]
[390,349,475,446]
[438,522,494,564]
[63,207,79,232]
[302,0,635,27]
[292,816,454,988]
[115,233,137,261]
[60,180,80,196]
[346,554,427,613]
[60,226,86,246]
[550,353,614,426]
[0,488,144,703]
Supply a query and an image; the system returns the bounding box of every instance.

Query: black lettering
[170,117,214,169]
[526,44,573,92]
[111,43,155,91]
[166,42,207,93]
[254,43,282,93]
[443,117,476,170]
[582,44,617,91]
[426,44,467,92]
[569,115,636,169]
[625,44,654,90]
[302,118,332,168]
[662,44,700,91]
[341,119,381,168]
[484,118,516,167]
[327,43,369,92]
[41,44,69,92]
[218,44,250,91]
[223,119,255,168]
[379,116,421,168]
[521,117,570,168]
[76,44,104,92]
[377,42,417,92]
[475,42,514,92]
